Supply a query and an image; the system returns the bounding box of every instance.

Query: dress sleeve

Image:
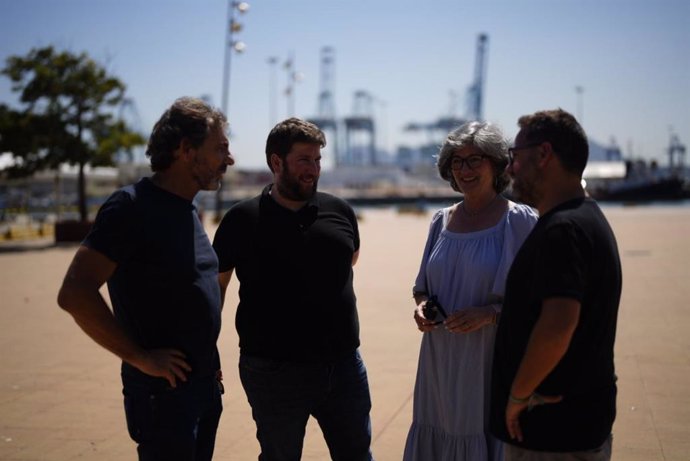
[489,203,539,300]
[412,209,445,297]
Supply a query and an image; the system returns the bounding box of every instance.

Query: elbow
[57,285,70,312]
[57,282,77,313]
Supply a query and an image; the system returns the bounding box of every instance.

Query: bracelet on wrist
[509,393,532,404]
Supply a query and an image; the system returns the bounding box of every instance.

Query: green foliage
[0,46,146,220]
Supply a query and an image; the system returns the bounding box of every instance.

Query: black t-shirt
[490,197,622,451]
[213,185,360,362]
[84,178,222,383]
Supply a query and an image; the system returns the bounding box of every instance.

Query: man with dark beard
[489,109,621,460]
[213,118,374,461]
[58,97,234,460]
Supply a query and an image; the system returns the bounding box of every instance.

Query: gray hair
[147,97,227,172]
[437,121,510,193]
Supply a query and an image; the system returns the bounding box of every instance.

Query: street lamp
[221,1,249,116]
[575,85,584,125]
[267,56,279,127]
[216,1,249,223]
[284,53,304,117]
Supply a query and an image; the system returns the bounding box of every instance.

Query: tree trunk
[78,160,87,222]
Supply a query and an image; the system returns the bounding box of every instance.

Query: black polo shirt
[213,185,361,362]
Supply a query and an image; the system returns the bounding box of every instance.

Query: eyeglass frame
[449,154,488,171]
[422,295,448,325]
[508,142,543,164]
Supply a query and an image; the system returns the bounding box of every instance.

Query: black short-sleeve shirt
[84,178,222,382]
[490,197,622,451]
[213,185,360,362]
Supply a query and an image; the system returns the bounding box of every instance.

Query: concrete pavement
[1,204,689,460]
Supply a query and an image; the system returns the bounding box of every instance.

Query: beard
[192,156,226,191]
[511,171,541,207]
[275,162,318,201]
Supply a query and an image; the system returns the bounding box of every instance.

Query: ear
[537,141,554,167]
[270,153,282,173]
[178,138,195,162]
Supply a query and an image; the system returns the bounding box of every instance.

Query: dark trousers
[123,374,223,461]
[239,349,374,461]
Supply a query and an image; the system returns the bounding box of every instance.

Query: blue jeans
[239,350,374,461]
[123,373,223,461]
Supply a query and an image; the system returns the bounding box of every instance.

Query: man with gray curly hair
[58,97,234,460]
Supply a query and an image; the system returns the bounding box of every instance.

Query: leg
[313,350,374,461]
[123,376,222,461]
[124,385,197,461]
[239,355,321,461]
[194,377,224,461]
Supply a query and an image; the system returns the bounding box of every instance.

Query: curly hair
[437,121,510,193]
[146,97,227,172]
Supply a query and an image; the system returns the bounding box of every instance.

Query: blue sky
[1,0,689,170]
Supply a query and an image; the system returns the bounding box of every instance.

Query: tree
[0,46,145,222]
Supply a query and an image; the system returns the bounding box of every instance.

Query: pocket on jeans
[123,392,154,444]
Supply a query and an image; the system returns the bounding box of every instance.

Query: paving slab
[1,204,689,460]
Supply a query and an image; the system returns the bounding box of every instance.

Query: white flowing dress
[403,202,537,461]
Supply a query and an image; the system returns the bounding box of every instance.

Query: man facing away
[57,97,235,461]
[212,117,374,461]
[490,109,622,460]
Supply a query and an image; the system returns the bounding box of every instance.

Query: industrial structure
[307,33,489,170]
[343,90,377,166]
[403,33,488,136]
[307,47,339,163]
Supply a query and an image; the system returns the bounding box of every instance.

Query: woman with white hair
[404,121,538,460]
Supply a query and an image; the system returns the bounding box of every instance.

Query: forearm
[413,293,428,307]
[218,269,234,311]
[58,283,145,367]
[510,298,580,398]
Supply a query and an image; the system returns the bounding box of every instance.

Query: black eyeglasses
[450,154,487,171]
[422,295,448,325]
[508,142,542,164]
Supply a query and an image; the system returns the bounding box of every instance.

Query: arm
[57,245,191,387]
[351,249,360,266]
[218,268,234,311]
[505,297,580,441]
[444,303,500,333]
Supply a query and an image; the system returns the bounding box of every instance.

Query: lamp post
[215,1,249,223]
[284,53,303,117]
[267,56,279,127]
[575,85,584,125]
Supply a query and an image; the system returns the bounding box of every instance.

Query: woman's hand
[413,301,439,332]
[444,305,495,333]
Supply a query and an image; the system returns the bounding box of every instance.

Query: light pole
[215,1,249,223]
[267,56,279,127]
[575,85,584,125]
[284,53,303,117]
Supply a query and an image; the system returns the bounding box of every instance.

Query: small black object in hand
[422,296,448,325]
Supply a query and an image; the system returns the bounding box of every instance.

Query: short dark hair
[265,118,326,172]
[517,108,588,176]
[146,97,227,172]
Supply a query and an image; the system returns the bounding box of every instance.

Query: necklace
[461,194,499,217]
